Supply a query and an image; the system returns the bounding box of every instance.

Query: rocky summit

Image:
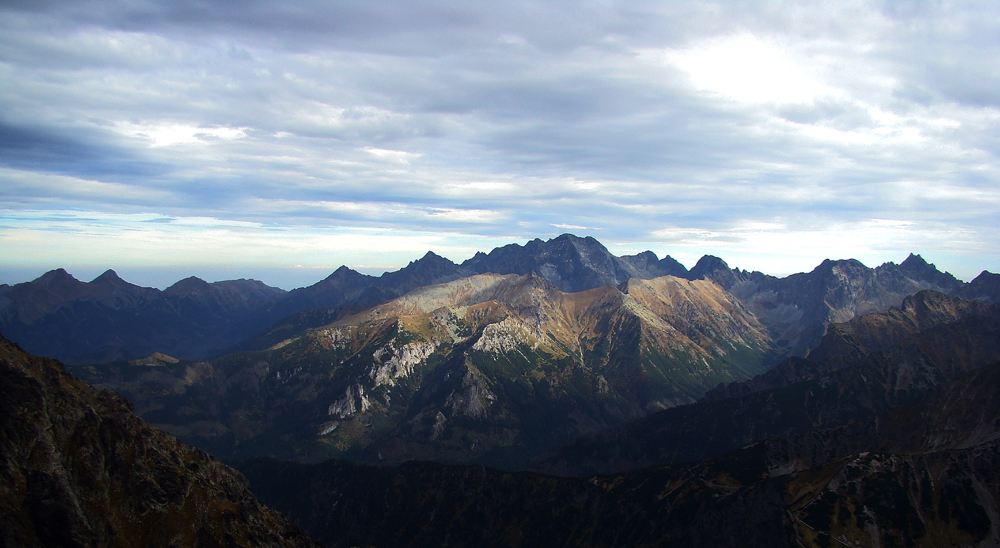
[0,334,321,548]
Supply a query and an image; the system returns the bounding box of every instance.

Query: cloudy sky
[1,1,998,289]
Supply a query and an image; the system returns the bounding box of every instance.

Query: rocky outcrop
[0,334,321,548]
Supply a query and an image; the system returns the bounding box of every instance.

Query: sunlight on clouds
[666,34,832,104]
[439,181,518,197]
[424,208,504,223]
[363,147,423,164]
[112,122,247,147]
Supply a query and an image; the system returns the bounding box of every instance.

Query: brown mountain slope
[0,334,321,548]
[72,272,775,468]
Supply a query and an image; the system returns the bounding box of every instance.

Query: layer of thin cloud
[1,0,998,287]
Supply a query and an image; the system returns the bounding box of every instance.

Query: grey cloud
[1,0,998,279]
[0,120,163,178]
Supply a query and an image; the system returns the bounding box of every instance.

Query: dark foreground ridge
[239,359,1000,548]
[0,333,322,548]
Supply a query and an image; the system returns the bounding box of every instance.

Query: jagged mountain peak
[91,268,122,282]
[33,267,79,286]
[893,252,964,291]
[420,249,446,260]
[959,270,1000,303]
[686,255,738,289]
[811,257,868,274]
[164,275,211,295]
[461,233,633,293]
[688,255,729,277]
[322,265,369,283]
[629,250,659,261]
[617,250,689,279]
[398,249,458,271]
[376,249,463,298]
[900,252,928,267]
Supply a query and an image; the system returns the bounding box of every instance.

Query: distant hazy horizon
[0,239,983,291]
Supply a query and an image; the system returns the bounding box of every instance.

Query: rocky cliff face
[0,334,321,548]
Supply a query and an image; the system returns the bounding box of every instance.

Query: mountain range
[531,290,1000,476]
[5,234,996,365]
[15,234,994,469]
[69,271,775,468]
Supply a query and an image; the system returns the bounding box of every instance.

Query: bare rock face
[0,334,322,548]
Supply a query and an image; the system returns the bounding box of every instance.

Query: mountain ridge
[4,234,995,366]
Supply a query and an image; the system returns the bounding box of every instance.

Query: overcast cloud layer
[1,0,998,288]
